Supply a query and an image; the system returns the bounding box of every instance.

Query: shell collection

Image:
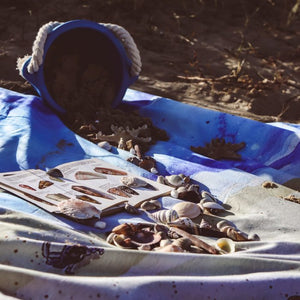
[106,172,260,254]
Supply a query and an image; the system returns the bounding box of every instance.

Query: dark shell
[124,203,140,215]
[38,180,53,189]
[118,185,139,195]
[46,168,63,178]
[94,167,127,176]
[71,185,115,200]
[107,186,131,198]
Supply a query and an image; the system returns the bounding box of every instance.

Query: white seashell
[98,141,112,151]
[165,175,184,187]
[150,167,158,174]
[94,220,107,229]
[156,175,166,185]
[217,220,237,230]
[202,201,225,211]
[215,238,235,254]
[160,239,172,248]
[121,176,156,190]
[172,202,202,218]
[57,199,101,219]
[140,199,161,211]
[170,189,179,199]
[149,209,179,224]
[201,191,217,202]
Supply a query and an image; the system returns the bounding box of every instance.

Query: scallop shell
[215,238,235,254]
[149,209,179,224]
[57,199,101,220]
[172,202,202,218]
[165,175,184,187]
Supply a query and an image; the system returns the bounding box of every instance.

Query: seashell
[106,232,117,244]
[57,199,101,220]
[38,180,53,189]
[121,176,157,190]
[76,195,101,204]
[201,201,225,214]
[159,238,172,248]
[248,233,260,241]
[107,186,131,198]
[201,191,218,202]
[156,244,184,253]
[130,231,162,247]
[94,220,107,229]
[112,223,136,235]
[46,168,63,178]
[172,202,202,218]
[74,171,106,180]
[172,237,193,251]
[138,244,152,251]
[170,189,179,199]
[172,186,201,203]
[113,235,136,249]
[165,175,184,187]
[118,185,139,196]
[71,185,115,200]
[168,217,195,228]
[19,184,36,191]
[187,184,200,193]
[124,203,140,215]
[156,175,166,185]
[97,141,112,151]
[149,209,179,224]
[217,220,237,231]
[46,193,70,202]
[150,167,158,174]
[178,174,190,184]
[140,199,161,211]
[94,167,127,176]
[118,137,126,149]
[215,238,235,254]
[199,218,212,229]
[225,227,248,241]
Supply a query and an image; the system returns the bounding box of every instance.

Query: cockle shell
[149,209,179,224]
[215,238,235,254]
[57,199,101,220]
[74,171,106,180]
[172,202,202,218]
[165,175,184,187]
[121,176,157,190]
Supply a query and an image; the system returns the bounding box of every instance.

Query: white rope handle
[18,21,142,77]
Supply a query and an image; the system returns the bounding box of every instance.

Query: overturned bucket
[19,20,141,114]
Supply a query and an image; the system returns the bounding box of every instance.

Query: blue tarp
[0,87,299,299]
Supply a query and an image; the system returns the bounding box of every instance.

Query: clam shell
[201,191,217,202]
[202,201,225,211]
[149,209,179,224]
[172,202,202,218]
[57,199,101,220]
[215,238,235,254]
[165,175,184,187]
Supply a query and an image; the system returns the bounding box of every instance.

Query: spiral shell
[149,209,179,224]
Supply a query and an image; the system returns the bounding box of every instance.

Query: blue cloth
[0,87,299,299]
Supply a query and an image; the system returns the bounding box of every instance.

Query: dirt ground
[0,0,299,123]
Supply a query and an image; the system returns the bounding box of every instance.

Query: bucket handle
[17,21,142,78]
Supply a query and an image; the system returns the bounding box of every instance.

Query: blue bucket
[21,20,138,113]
